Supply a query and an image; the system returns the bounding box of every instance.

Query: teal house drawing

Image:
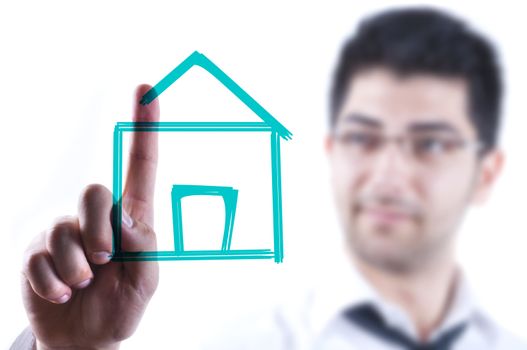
[112,51,292,263]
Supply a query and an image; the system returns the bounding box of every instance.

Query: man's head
[326,7,504,273]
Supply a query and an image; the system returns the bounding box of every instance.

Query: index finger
[123,84,160,226]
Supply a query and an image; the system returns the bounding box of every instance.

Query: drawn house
[111,51,292,263]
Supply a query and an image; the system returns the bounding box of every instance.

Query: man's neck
[354,250,459,342]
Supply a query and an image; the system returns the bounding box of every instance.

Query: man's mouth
[360,206,414,225]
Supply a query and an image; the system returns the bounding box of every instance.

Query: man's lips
[360,207,414,225]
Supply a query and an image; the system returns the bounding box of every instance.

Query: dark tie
[344,304,467,350]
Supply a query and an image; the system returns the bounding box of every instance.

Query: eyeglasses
[332,130,484,168]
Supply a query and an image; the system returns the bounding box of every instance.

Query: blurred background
[1,0,526,348]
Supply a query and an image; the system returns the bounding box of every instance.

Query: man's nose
[366,141,414,194]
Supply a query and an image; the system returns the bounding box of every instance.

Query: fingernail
[122,209,133,228]
[92,251,111,264]
[73,278,92,289]
[53,293,70,304]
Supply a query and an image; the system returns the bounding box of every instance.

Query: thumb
[119,207,159,289]
[120,208,157,253]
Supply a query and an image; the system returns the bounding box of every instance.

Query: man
[12,7,527,350]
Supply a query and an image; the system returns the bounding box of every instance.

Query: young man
[13,7,527,350]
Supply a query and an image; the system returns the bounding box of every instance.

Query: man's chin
[353,244,417,273]
[348,229,421,273]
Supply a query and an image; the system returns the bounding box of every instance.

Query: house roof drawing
[139,50,292,140]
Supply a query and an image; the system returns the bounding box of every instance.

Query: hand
[21,84,160,350]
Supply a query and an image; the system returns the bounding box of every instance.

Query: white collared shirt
[201,250,527,350]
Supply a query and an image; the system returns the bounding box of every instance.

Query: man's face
[327,67,499,273]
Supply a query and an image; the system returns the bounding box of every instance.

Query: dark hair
[330,7,503,152]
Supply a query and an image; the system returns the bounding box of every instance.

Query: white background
[1,0,526,348]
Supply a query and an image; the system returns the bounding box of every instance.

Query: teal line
[112,127,123,256]
[111,249,275,261]
[117,122,269,127]
[115,122,272,133]
[140,53,196,105]
[270,131,284,263]
[120,127,271,132]
[170,185,239,252]
[171,184,238,195]
[139,51,292,140]
[221,189,238,251]
[112,255,275,262]
[171,189,185,252]
[116,249,272,256]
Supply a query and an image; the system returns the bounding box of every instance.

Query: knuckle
[81,225,113,254]
[77,266,93,281]
[64,266,92,286]
[50,215,77,232]
[47,217,77,249]
[23,250,47,276]
[51,251,92,286]
[138,222,157,244]
[79,184,111,209]
[86,236,110,252]
[142,222,156,237]
[39,282,64,299]
[129,149,158,164]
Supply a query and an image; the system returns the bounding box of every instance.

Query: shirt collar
[305,248,488,342]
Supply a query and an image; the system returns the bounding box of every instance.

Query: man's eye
[413,137,457,155]
[340,132,380,149]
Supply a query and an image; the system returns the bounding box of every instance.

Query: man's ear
[325,134,334,155]
[471,149,505,205]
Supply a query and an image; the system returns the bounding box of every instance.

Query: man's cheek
[332,164,355,194]
[333,176,357,223]
[427,181,470,229]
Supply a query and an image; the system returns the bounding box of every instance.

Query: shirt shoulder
[491,324,527,350]
[468,306,527,350]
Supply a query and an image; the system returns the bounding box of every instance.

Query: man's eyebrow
[407,121,461,135]
[342,113,382,128]
[342,114,463,136]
